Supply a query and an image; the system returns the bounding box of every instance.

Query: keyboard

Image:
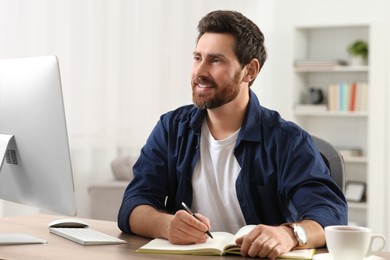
[49,227,126,246]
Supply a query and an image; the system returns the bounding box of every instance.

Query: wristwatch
[285,223,307,247]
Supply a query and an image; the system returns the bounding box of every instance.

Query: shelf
[293,110,368,117]
[294,65,369,73]
[343,156,367,163]
[292,23,388,237]
[348,202,367,210]
[292,24,373,230]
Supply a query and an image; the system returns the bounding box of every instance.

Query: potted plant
[347,40,368,66]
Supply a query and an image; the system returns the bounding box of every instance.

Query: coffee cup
[325,225,386,260]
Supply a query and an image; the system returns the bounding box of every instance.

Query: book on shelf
[327,82,368,112]
[137,225,315,259]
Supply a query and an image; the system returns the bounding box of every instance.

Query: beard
[192,71,242,110]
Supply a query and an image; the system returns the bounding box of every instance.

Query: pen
[181,202,213,239]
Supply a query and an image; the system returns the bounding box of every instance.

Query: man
[118,10,347,259]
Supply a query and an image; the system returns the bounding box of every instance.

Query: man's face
[191,33,244,109]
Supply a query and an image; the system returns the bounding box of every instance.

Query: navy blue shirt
[117,90,347,234]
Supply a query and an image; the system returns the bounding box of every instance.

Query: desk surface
[0,214,388,260]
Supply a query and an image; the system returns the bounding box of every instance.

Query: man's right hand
[167,210,210,244]
[129,205,211,245]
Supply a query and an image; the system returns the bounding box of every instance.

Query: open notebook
[137,225,315,259]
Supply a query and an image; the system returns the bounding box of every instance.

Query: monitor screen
[0,55,76,217]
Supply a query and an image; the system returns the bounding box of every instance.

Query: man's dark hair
[197,10,267,81]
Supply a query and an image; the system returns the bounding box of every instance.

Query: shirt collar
[238,89,263,143]
[189,89,263,143]
[190,108,206,134]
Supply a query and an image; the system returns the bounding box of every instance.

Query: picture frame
[345,181,366,202]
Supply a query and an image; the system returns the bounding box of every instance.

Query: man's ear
[243,58,260,83]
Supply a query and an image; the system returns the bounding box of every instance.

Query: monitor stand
[0,134,47,245]
[0,134,15,171]
[0,234,47,245]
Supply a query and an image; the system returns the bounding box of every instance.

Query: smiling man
[118,10,347,259]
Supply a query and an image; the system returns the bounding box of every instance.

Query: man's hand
[235,224,296,259]
[167,210,211,245]
[130,205,211,245]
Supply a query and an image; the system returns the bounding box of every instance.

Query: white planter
[349,56,367,66]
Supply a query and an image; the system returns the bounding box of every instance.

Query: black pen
[181,202,213,239]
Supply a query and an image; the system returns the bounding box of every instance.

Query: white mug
[325,225,386,260]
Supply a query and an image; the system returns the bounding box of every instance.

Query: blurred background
[1,0,389,246]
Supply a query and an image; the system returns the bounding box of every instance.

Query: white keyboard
[49,227,126,246]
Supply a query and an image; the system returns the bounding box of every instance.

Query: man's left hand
[235,224,296,259]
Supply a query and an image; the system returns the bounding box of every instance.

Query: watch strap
[282,223,307,247]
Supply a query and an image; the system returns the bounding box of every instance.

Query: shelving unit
[291,24,387,230]
[294,65,369,73]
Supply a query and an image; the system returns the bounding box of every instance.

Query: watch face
[293,224,307,245]
[297,226,307,242]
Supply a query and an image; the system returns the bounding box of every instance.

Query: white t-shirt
[191,120,246,234]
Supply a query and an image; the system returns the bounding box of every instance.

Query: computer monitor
[0,55,77,219]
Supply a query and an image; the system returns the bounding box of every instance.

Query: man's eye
[213,58,222,63]
[193,56,201,61]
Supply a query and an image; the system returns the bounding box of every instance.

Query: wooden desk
[0,214,389,260]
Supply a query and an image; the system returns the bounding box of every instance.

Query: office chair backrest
[311,135,345,192]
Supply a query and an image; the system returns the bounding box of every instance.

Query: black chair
[311,135,345,192]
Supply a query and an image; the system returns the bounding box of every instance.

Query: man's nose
[192,61,209,78]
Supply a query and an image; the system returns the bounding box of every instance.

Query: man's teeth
[199,84,211,88]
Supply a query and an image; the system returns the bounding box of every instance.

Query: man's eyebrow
[192,52,226,58]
